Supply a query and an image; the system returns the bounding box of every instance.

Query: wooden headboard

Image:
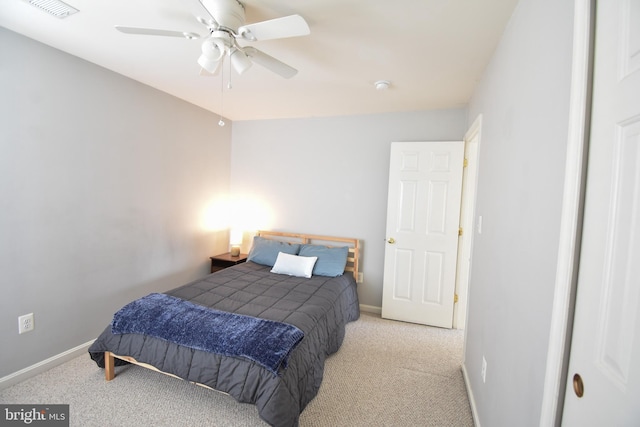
[256,230,360,281]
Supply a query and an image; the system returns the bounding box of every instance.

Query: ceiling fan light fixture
[201,38,225,61]
[198,54,222,74]
[230,49,252,75]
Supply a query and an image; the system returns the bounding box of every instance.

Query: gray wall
[0,28,232,377]
[230,110,468,308]
[1,2,579,422]
[463,0,574,425]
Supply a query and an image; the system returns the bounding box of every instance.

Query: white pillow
[270,252,318,278]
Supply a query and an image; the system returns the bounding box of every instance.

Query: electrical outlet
[357,273,364,283]
[18,313,34,334]
[481,356,487,383]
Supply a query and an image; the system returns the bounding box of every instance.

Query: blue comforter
[111,293,304,376]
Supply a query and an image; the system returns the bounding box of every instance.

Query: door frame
[454,115,482,330]
[539,0,594,425]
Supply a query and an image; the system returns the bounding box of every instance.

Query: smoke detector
[374,80,391,90]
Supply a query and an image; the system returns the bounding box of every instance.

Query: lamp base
[230,246,240,257]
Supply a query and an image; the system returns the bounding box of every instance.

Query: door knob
[387,237,396,244]
[573,373,584,398]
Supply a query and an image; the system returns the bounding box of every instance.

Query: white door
[562,0,640,424]
[382,141,464,328]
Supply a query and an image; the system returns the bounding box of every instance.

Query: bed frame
[104,231,360,382]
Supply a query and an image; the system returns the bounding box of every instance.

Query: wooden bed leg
[105,351,115,381]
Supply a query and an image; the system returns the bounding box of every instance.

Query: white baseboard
[0,340,95,390]
[359,304,381,315]
[461,363,481,427]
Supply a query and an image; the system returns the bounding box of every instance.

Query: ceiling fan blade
[238,15,310,41]
[115,26,200,39]
[196,15,218,30]
[244,47,298,79]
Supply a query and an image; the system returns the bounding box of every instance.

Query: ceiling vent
[24,0,78,18]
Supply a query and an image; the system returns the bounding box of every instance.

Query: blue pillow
[298,244,349,277]
[247,236,300,267]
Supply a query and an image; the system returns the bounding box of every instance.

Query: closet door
[562,0,640,424]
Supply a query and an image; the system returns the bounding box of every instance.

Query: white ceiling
[1,0,518,121]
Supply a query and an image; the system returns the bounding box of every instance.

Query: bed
[88,231,360,427]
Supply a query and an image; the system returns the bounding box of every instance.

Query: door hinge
[458,227,463,236]
[463,158,469,168]
[454,293,459,303]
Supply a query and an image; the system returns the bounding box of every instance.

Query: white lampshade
[230,49,252,75]
[197,54,222,74]
[198,38,225,74]
[230,229,243,246]
[202,38,225,60]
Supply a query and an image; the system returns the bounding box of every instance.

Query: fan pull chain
[227,50,233,90]
[218,58,225,127]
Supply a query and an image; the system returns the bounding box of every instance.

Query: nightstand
[210,252,248,273]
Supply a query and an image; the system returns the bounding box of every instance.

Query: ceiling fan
[115,0,310,79]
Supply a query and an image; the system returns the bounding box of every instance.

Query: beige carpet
[0,313,473,426]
